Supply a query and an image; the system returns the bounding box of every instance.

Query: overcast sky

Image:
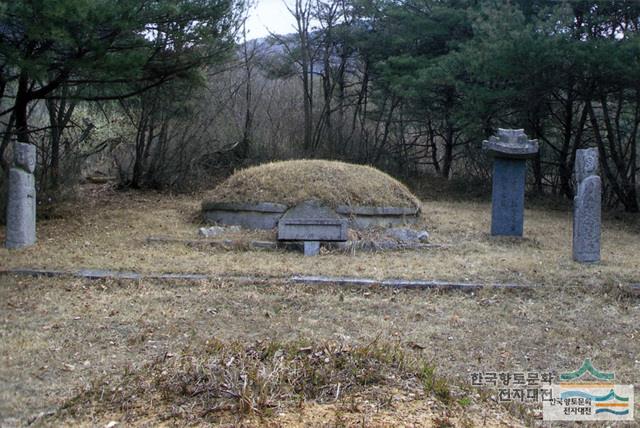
[244,0,297,39]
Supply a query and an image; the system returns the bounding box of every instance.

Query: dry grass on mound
[204,160,421,209]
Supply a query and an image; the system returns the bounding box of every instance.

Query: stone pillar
[483,129,539,237]
[573,148,601,263]
[5,139,37,249]
[303,241,320,256]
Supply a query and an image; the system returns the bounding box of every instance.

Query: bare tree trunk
[239,24,253,160]
[427,119,440,173]
[441,119,454,179]
[587,99,639,212]
[290,0,314,153]
[131,105,149,188]
[45,86,76,190]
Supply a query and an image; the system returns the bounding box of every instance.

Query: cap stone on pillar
[482,128,539,159]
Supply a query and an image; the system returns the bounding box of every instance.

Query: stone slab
[203,209,283,229]
[336,204,420,229]
[278,201,347,242]
[490,158,526,236]
[278,219,347,241]
[348,214,418,229]
[5,168,36,249]
[202,202,288,229]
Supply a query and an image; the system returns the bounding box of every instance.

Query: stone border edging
[201,201,421,230]
[1,268,537,292]
[289,275,527,290]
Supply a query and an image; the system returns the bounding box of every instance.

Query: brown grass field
[0,182,639,426]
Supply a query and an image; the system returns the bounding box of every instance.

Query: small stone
[198,225,240,238]
[385,227,429,243]
[198,226,224,237]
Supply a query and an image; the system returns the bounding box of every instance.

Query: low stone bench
[277,201,347,256]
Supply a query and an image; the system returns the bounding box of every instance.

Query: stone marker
[6,139,37,249]
[483,129,539,236]
[278,200,347,256]
[573,148,601,263]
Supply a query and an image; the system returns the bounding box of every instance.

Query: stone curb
[201,201,288,213]
[335,205,419,216]
[0,268,536,292]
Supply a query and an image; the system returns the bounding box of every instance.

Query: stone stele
[6,141,37,249]
[573,148,601,263]
[483,129,539,237]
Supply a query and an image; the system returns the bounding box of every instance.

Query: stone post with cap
[483,129,539,237]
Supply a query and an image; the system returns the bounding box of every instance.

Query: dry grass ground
[0,183,639,426]
[0,183,638,287]
[203,160,421,209]
[0,275,637,426]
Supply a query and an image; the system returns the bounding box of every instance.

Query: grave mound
[202,160,422,230]
[205,160,420,209]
